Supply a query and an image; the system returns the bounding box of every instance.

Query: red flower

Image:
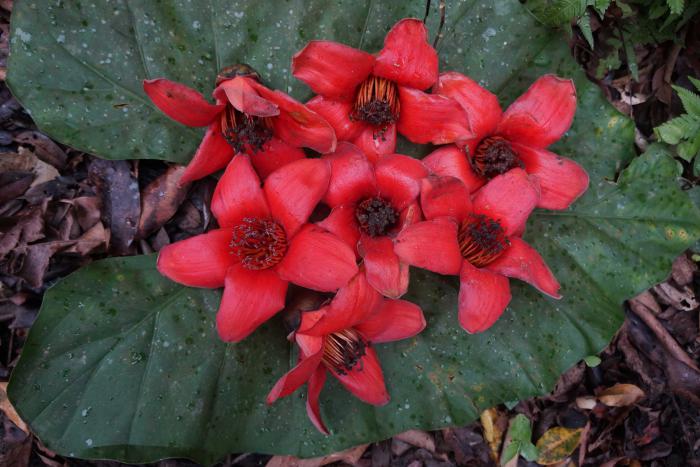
[424,73,589,210]
[292,19,472,163]
[156,155,358,342]
[317,142,427,298]
[394,170,561,333]
[266,271,426,434]
[143,66,336,183]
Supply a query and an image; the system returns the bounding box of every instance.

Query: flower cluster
[144,18,589,433]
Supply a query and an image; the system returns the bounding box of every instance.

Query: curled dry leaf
[137,165,191,238]
[598,383,645,407]
[394,429,436,453]
[535,426,583,465]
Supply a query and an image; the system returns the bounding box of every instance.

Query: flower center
[351,75,400,134]
[355,196,399,237]
[457,214,510,267]
[322,329,368,375]
[220,105,273,155]
[471,136,523,180]
[230,218,288,270]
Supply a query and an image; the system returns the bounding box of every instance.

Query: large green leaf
[8,0,700,464]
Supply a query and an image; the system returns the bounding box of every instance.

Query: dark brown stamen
[355,196,398,237]
[323,329,368,375]
[471,136,523,180]
[351,75,400,139]
[458,214,510,267]
[230,218,287,270]
[220,105,273,154]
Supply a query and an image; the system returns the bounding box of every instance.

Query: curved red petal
[292,40,375,99]
[511,143,589,210]
[422,145,485,193]
[397,87,473,145]
[323,142,377,208]
[374,19,438,90]
[215,76,280,117]
[250,137,306,180]
[264,158,330,238]
[180,122,235,184]
[306,95,364,141]
[306,366,329,435]
[216,265,288,342]
[471,168,540,237]
[376,154,428,211]
[496,75,577,148]
[359,235,409,299]
[266,349,323,403]
[355,299,426,344]
[143,78,223,127]
[420,175,472,222]
[156,228,234,288]
[458,261,511,333]
[305,269,382,336]
[331,346,389,405]
[211,155,269,228]
[276,225,359,292]
[248,80,337,153]
[435,72,502,140]
[352,124,397,164]
[485,237,561,298]
[316,204,361,257]
[394,218,462,275]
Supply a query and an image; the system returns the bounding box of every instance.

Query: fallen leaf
[0,381,28,433]
[535,426,583,465]
[266,444,368,467]
[598,383,645,407]
[480,407,507,461]
[14,130,68,168]
[0,170,33,203]
[138,165,190,237]
[394,429,435,453]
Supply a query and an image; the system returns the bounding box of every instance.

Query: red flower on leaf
[143,66,336,183]
[423,73,589,210]
[317,142,428,298]
[157,155,358,342]
[292,19,472,162]
[394,170,561,333]
[266,271,426,434]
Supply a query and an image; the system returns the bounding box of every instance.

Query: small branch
[423,0,431,23]
[433,0,446,49]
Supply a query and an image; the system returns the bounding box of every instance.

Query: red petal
[250,137,306,180]
[471,168,540,237]
[394,218,462,275]
[355,299,425,344]
[156,228,234,288]
[486,237,561,298]
[216,265,288,342]
[215,76,280,117]
[434,72,502,141]
[264,158,330,237]
[397,87,473,145]
[323,142,377,208]
[306,95,364,141]
[276,225,358,292]
[374,19,438,90]
[180,121,235,184]
[306,366,329,435]
[304,270,382,336]
[248,80,337,153]
[352,124,397,164]
[496,75,577,148]
[458,261,511,333]
[359,235,409,299]
[292,40,375,99]
[420,175,472,221]
[266,349,323,403]
[375,154,428,211]
[211,155,269,228]
[316,204,361,256]
[143,78,223,127]
[422,145,485,193]
[331,346,389,405]
[511,143,589,210]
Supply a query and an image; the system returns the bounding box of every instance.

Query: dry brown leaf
[394,429,435,452]
[575,396,597,410]
[598,383,645,407]
[266,444,368,467]
[0,382,28,433]
[138,165,190,237]
[480,407,506,461]
[535,426,583,465]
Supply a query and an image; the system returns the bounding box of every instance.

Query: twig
[663,26,687,84]
[433,0,446,49]
[423,0,431,23]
